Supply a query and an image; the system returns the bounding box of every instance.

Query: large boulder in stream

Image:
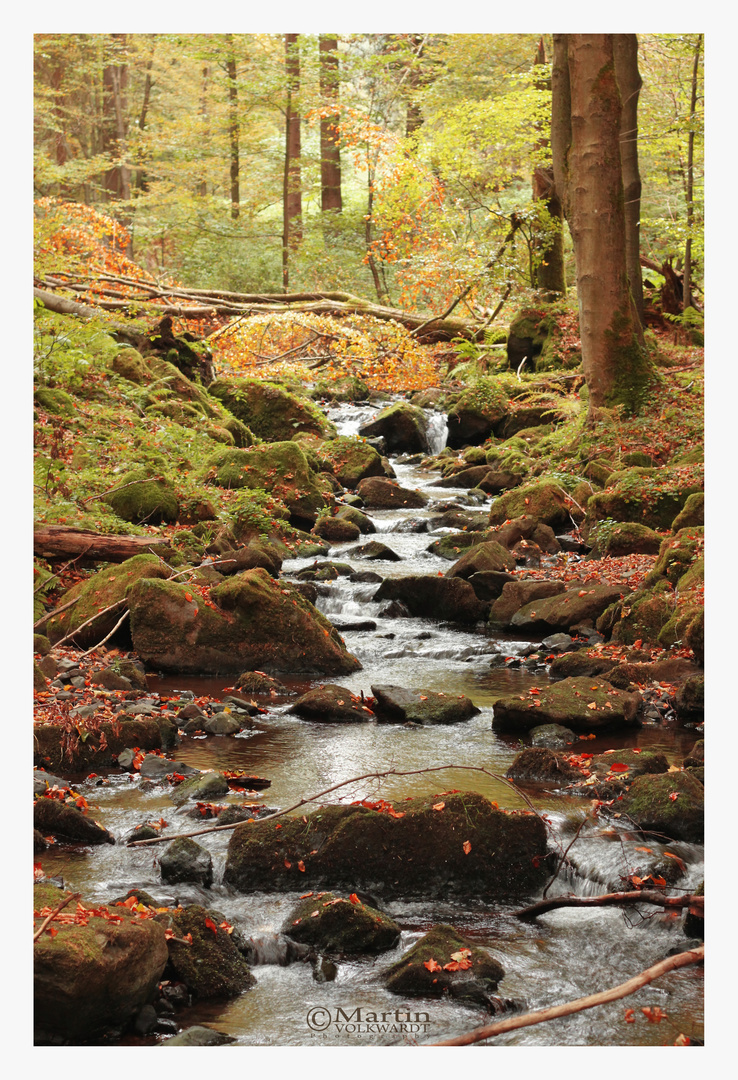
[384,924,505,1006]
[283,892,401,955]
[34,883,169,1042]
[358,402,430,454]
[371,684,480,724]
[509,584,625,633]
[489,579,566,628]
[163,904,256,999]
[34,797,115,845]
[319,437,386,487]
[203,441,328,526]
[373,575,488,623]
[357,476,429,509]
[492,677,641,734]
[288,684,375,723]
[129,568,361,676]
[224,792,548,900]
[618,771,704,843]
[209,377,336,442]
[445,540,516,579]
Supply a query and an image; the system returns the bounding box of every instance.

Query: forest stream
[37,403,704,1047]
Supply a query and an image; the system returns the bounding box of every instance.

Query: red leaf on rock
[462,840,472,855]
[349,893,361,905]
[642,1006,667,1023]
[204,916,218,935]
[624,1008,635,1023]
[424,958,442,972]
[609,763,629,773]
[297,860,306,872]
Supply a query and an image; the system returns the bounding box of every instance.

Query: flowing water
[41,401,704,1047]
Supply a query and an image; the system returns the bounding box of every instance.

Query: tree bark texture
[101,33,131,203]
[613,34,644,324]
[225,36,240,219]
[532,40,565,295]
[284,34,303,244]
[319,36,342,213]
[553,34,652,414]
[34,526,171,563]
[683,34,702,310]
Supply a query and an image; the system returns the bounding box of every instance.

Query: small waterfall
[426,410,448,454]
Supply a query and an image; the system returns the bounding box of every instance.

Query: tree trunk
[196,64,210,197]
[319,36,342,213]
[683,33,702,311]
[134,42,155,193]
[284,35,303,254]
[613,34,644,324]
[553,34,653,415]
[532,38,566,296]
[101,33,131,203]
[225,36,240,219]
[34,526,171,563]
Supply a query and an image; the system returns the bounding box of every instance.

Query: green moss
[603,307,660,414]
[209,377,336,441]
[167,904,255,998]
[285,892,400,955]
[105,467,179,525]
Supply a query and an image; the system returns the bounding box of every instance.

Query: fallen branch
[127,763,543,847]
[514,890,704,920]
[33,891,81,942]
[431,944,704,1045]
[52,598,128,648]
[34,595,80,630]
[34,525,172,563]
[79,608,130,657]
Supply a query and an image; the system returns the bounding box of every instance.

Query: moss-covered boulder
[224,792,548,899]
[356,476,429,509]
[111,347,151,384]
[509,584,625,633]
[683,738,704,769]
[371,684,480,724]
[548,652,619,681]
[165,904,256,999]
[467,571,517,602]
[592,522,665,558]
[288,684,375,723]
[507,307,573,373]
[675,676,704,723]
[284,892,400,955]
[427,530,495,560]
[203,441,328,525]
[105,468,180,525]
[492,677,641,734]
[644,527,704,588]
[446,379,511,448]
[384,925,505,1004]
[358,402,430,454]
[160,837,213,887]
[46,554,169,647]
[34,717,164,773]
[129,568,361,675]
[586,465,703,531]
[34,796,115,845]
[318,436,386,487]
[489,579,566,628]
[334,504,376,534]
[488,481,582,530]
[601,587,674,646]
[491,514,561,554]
[618,771,704,843]
[169,771,230,806]
[346,540,401,561]
[314,516,361,542]
[445,540,516,580]
[373,575,488,623]
[34,884,169,1043]
[507,747,584,785]
[209,377,336,441]
[432,464,497,489]
[672,492,704,531]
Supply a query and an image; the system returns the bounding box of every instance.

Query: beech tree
[318,35,342,213]
[552,33,654,415]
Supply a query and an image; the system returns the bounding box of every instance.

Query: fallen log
[34,525,172,564]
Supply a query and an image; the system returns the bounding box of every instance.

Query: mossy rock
[586,466,703,531]
[357,401,430,454]
[507,747,583,785]
[209,377,336,441]
[166,904,256,999]
[445,540,517,579]
[105,468,179,525]
[34,717,163,772]
[372,574,488,623]
[146,357,221,417]
[283,892,400,955]
[548,652,619,681]
[507,306,572,373]
[34,633,51,656]
[492,677,641,734]
[644,527,704,587]
[594,522,664,558]
[288,684,375,723]
[203,441,327,525]
[488,481,581,530]
[334,504,376,534]
[46,553,169,647]
[427,530,495,561]
[356,477,429,509]
[446,378,511,448]
[685,609,704,665]
[314,516,361,542]
[128,568,361,676]
[313,375,370,401]
[384,924,505,1003]
[222,415,257,448]
[34,796,115,845]
[618,771,704,843]
[605,589,674,646]
[111,347,151,384]
[160,837,214,887]
[510,584,625,633]
[371,683,480,724]
[34,887,169,1042]
[319,436,386,487]
[224,792,548,899]
[34,386,76,415]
